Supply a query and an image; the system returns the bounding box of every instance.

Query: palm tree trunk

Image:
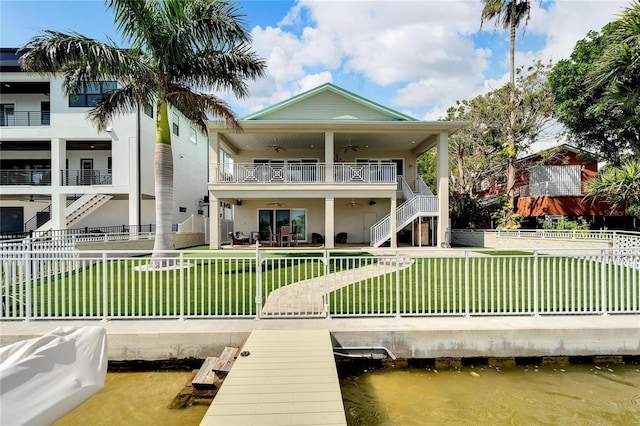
[505,3,518,227]
[152,101,175,258]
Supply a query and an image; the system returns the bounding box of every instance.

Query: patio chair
[229,232,250,246]
[279,225,291,247]
[335,232,348,244]
[267,226,277,247]
[291,226,299,246]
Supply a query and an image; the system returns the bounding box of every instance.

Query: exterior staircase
[35,194,113,232]
[370,177,438,247]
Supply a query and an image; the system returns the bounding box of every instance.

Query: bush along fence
[1,248,638,320]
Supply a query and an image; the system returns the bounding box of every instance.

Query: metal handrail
[0,169,52,185]
[0,110,50,127]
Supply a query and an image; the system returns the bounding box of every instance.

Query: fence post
[324,249,331,319]
[255,246,262,320]
[600,249,608,316]
[464,250,470,317]
[102,252,108,321]
[24,239,32,321]
[179,252,185,320]
[395,251,401,318]
[533,250,539,316]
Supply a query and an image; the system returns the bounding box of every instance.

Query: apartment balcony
[61,170,112,186]
[0,111,50,127]
[0,169,51,186]
[212,163,397,185]
[519,180,583,198]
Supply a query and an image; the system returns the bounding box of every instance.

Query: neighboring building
[207,83,466,248]
[0,48,208,236]
[475,144,628,229]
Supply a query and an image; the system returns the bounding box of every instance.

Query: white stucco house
[208,83,465,249]
[0,48,209,236]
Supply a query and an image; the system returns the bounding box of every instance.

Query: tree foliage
[585,158,640,217]
[444,60,555,228]
[549,2,640,163]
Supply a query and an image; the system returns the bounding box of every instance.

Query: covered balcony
[211,162,397,185]
[0,81,51,127]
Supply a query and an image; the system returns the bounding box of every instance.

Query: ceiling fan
[266,199,288,208]
[345,198,363,207]
[21,195,48,203]
[269,139,287,152]
[343,139,360,153]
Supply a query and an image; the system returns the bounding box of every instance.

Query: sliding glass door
[258,209,306,242]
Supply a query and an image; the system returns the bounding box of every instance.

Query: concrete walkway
[262,256,414,315]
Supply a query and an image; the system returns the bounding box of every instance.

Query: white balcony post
[51,137,63,188]
[50,193,66,231]
[325,131,334,183]
[390,195,397,248]
[325,197,335,249]
[209,132,219,183]
[436,131,449,247]
[209,193,220,248]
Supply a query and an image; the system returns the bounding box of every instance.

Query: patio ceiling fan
[343,139,359,153]
[21,195,48,203]
[269,139,287,152]
[266,199,288,208]
[345,198,363,207]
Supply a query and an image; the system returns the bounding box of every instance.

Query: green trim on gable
[241,83,418,122]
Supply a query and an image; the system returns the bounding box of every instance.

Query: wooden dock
[199,329,347,426]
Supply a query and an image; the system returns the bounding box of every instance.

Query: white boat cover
[0,326,108,425]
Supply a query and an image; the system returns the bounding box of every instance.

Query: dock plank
[211,346,239,373]
[192,357,220,390]
[199,330,347,426]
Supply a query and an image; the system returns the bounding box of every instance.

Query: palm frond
[167,87,239,133]
[105,0,159,50]
[88,83,157,131]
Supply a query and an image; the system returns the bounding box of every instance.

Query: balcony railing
[212,163,397,184]
[519,180,583,198]
[0,169,51,185]
[61,169,112,186]
[0,111,50,127]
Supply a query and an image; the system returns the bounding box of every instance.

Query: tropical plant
[480,0,534,226]
[588,1,640,114]
[549,3,640,163]
[20,0,266,259]
[585,158,640,217]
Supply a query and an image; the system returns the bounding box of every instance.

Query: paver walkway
[261,256,414,315]
[199,329,346,426]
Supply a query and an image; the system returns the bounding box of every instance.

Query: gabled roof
[242,83,418,122]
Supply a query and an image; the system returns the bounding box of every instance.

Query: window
[143,103,153,118]
[172,112,179,136]
[189,127,197,144]
[69,81,117,107]
[107,157,112,174]
[496,174,507,186]
[258,209,306,242]
[179,207,187,213]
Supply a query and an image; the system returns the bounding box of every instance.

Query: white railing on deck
[3,248,636,320]
[213,163,397,184]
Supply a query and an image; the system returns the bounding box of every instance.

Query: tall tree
[445,60,554,228]
[21,0,266,259]
[549,3,640,163]
[480,0,533,226]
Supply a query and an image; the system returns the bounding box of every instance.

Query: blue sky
[0,0,630,133]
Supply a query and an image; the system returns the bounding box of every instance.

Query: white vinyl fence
[1,248,638,320]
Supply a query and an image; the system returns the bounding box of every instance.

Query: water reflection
[55,371,208,426]
[341,364,640,426]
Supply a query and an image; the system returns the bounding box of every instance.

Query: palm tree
[585,158,640,218]
[480,0,533,227]
[21,0,266,259]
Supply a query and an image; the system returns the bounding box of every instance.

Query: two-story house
[0,48,208,236]
[475,144,626,228]
[207,83,466,249]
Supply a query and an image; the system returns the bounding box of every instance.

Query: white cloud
[231,0,629,120]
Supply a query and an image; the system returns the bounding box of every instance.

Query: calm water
[55,371,209,426]
[55,364,640,425]
[341,364,640,425]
